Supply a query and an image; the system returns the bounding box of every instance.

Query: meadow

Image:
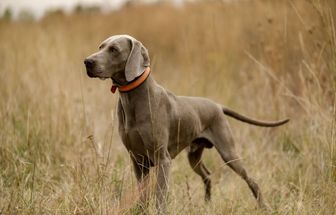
[0,0,335,214]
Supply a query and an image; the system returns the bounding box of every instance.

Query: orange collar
[111,67,151,93]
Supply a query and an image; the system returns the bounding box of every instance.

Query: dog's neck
[119,73,155,95]
[111,67,151,93]
[118,74,157,126]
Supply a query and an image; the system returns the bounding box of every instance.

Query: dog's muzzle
[84,58,96,77]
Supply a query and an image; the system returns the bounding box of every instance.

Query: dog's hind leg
[188,144,212,201]
[211,119,266,208]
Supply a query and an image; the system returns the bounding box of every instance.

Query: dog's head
[84,35,150,86]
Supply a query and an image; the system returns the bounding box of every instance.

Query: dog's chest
[123,128,148,154]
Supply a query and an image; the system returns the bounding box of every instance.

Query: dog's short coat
[84,35,289,212]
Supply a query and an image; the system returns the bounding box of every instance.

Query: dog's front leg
[155,153,171,214]
[131,156,151,207]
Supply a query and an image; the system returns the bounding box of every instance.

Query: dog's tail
[222,107,289,127]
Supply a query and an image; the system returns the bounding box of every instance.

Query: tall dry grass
[0,0,335,214]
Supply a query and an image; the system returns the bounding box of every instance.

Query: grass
[0,0,336,214]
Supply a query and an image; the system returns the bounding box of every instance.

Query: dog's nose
[84,58,95,68]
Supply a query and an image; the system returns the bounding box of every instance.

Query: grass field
[0,0,336,214]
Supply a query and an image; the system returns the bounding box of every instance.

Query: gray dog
[84,35,289,212]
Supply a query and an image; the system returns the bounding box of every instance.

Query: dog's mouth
[86,68,97,78]
[85,66,123,84]
[86,69,110,80]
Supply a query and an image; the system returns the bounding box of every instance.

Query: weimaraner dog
[84,35,289,212]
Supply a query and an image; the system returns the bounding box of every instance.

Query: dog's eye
[109,46,118,53]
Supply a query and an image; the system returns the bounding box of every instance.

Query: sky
[0,0,182,19]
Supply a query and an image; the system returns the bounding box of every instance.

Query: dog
[84,35,289,212]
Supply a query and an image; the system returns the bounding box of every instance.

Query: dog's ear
[125,39,150,82]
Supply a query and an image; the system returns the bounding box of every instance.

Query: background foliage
[0,0,335,214]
